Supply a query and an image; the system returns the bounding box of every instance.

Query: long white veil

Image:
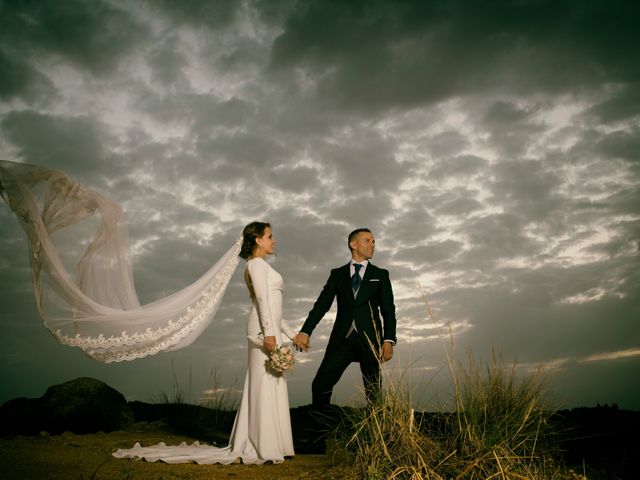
[0,160,241,362]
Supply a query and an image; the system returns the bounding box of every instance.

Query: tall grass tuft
[442,350,560,479]
[334,370,443,479]
[331,286,572,479]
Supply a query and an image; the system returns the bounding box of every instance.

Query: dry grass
[327,286,582,480]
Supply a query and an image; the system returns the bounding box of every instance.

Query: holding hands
[293,332,310,352]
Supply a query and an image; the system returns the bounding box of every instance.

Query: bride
[0,161,297,464]
[114,222,296,464]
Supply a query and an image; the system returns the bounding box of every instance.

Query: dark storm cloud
[133,89,251,126]
[154,0,241,29]
[0,50,56,103]
[586,85,640,124]
[1,110,111,176]
[596,129,640,164]
[490,159,564,219]
[0,0,146,75]
[270,0,640,113]
[480,101,547,157]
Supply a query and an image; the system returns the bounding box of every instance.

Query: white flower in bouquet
[266,344,295,375]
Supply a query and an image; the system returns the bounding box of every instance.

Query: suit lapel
[339,263,354,298]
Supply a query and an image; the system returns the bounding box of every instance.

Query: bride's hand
[263,335,277,352]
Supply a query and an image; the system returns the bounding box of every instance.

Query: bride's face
[256,227,276,255]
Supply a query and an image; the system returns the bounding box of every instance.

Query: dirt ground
[0,428,352,480]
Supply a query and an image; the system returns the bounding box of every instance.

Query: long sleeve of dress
[247,258,275,337]
[280,320,296,341]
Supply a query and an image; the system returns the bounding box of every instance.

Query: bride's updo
[239,221,271,260]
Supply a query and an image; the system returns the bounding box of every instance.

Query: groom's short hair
[348,228,372,251]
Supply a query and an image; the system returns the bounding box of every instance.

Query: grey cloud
[214,36,273,73]
[207,99,258,128]
[435,196,483,216]
[606,187,640,217]
[586,84,640,124]
[596,129,640,164]
[429,154,490,179]
[329,191,396,229]
[0,0,146,75]
[148,37,190,88]
[483,101,532,126]
[313,130,407,193]
[426,131,471,159]
[584,218,640,259]
[135,88,258,142]
[133,236,229,303]
[481,101,547,157]
[270,0,640,113]
[153,0,241,29]
[461,213,536,262]
[394,239,463,265]
[198,131,289,169]
[266,164,320,193]
[0,50,56,103]
[489,159,563,220]
[445,260,638,368]
[384,207,438,246]
[1,111,111,176]
[268,97,342,137]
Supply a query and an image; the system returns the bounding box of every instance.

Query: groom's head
[348,228,375,261]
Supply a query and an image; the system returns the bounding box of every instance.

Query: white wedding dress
[113,257,296,464]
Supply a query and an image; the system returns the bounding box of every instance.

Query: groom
[295,228,397,408]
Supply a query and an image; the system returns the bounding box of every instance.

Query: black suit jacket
[301,262,397,350]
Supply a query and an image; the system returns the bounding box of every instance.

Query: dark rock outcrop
[0,397,44,435]
[0,377,134,435]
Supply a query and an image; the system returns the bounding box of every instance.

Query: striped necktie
[352,263,363,296]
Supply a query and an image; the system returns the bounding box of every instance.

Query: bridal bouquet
[266,344,295,375]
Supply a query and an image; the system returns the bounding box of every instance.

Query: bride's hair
[239,221,271,259]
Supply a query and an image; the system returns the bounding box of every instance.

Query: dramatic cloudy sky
[1,0,639,411]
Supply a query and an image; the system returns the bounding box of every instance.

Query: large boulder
[41,377,134,434]
[0,377,134,435]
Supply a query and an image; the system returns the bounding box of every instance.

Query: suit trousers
[311,330,381,408]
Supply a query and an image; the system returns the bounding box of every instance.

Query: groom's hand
[381,341,394,362]
[294,333,310,352]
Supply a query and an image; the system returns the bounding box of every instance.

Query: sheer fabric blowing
[0,160,240,362]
